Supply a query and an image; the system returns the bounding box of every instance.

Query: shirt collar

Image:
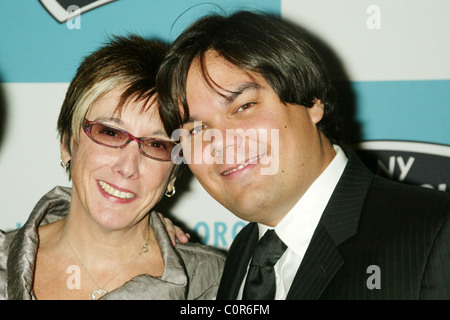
[258,145,348,257]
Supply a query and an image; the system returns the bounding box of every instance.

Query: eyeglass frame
[82,118,178,162]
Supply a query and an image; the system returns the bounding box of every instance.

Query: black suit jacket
[216,147,450,299]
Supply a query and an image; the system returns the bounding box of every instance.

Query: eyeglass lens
[88,122,175,161]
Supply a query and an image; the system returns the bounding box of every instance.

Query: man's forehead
[188,50,248,82]
[187,53,264,98]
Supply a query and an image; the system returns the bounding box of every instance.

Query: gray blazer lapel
[102,212,188,299]
[287,147,374,299]
[7,186,71,300]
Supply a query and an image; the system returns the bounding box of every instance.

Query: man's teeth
[223,161,251,176]
[99,181,135,199]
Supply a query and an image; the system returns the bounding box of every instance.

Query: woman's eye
[99,128,120,138]
[236,102,255,113]
[149,140,166,150]
[103,129,118,136]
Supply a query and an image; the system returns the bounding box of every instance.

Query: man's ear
[307,98,325,125]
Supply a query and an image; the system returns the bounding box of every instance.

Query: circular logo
[353,140,450,192]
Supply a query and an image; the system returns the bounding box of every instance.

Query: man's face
[182,50,335,226]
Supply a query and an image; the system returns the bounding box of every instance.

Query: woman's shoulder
[175,241,226,262]
[174,242,226,299]
[0,228,19,298]
[174,241,226,278]
[0,228,19,255]
[150,211,226,265]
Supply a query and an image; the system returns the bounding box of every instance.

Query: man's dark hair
[157,10,340,142]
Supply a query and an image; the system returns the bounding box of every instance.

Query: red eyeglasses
[83,119,178,162]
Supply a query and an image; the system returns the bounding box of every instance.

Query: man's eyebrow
[182,82,262,125]
[221,82,262,105]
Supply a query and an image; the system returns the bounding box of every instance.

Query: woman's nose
[111,141,141,179]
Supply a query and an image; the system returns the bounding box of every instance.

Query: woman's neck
[62,211,152,267]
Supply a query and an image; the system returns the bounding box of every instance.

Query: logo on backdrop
[39,0,115,23]
[354,140,450,192]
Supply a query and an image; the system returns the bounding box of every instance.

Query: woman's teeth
[99,181,136,199]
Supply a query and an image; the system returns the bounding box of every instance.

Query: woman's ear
[60,133,74,168]
[60,137,71,164]
[307,98,325,125]
[167,174,177,192]
[164,174,177,198]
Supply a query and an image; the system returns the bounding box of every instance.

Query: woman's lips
[98,180,137,200]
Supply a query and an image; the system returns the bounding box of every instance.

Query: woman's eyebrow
[93,116,168,137]
[93,116,123,125]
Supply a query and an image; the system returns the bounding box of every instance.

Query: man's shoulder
[362,176,449,232]
[369,175,450,209]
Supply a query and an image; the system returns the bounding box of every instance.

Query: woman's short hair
[156,10,340,143]
[57,34,167,156]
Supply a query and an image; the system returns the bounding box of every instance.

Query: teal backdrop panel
[0,0,280,83]
[352,80,450,145]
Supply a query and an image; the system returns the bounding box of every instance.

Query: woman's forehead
[88,88,158,117]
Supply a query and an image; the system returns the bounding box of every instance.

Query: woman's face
[65,88,176,231]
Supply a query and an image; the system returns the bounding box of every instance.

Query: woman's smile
[97,180,137,201]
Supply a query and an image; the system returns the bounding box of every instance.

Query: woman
[0,35,224,300]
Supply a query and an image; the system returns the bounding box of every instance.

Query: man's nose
[205,128,244,161]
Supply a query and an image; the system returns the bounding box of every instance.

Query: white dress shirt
[237,145,348,299]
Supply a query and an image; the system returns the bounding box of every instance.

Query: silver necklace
[63,223,150,300]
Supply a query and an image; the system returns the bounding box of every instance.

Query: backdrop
[1,0,449,250]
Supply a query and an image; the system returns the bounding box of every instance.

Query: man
[156,11,450,299]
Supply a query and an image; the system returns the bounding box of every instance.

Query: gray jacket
[0,186,225,300]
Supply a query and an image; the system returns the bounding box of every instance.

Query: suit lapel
[286,224,343,299]
[287,147,374,299]
[216,223,258,299]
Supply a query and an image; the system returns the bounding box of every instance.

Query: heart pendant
[91,289,107,300]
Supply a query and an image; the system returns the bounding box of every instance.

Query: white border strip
[354,141,450,158]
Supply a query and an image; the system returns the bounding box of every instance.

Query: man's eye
[236,102,255,113]
[190,124,207,135]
